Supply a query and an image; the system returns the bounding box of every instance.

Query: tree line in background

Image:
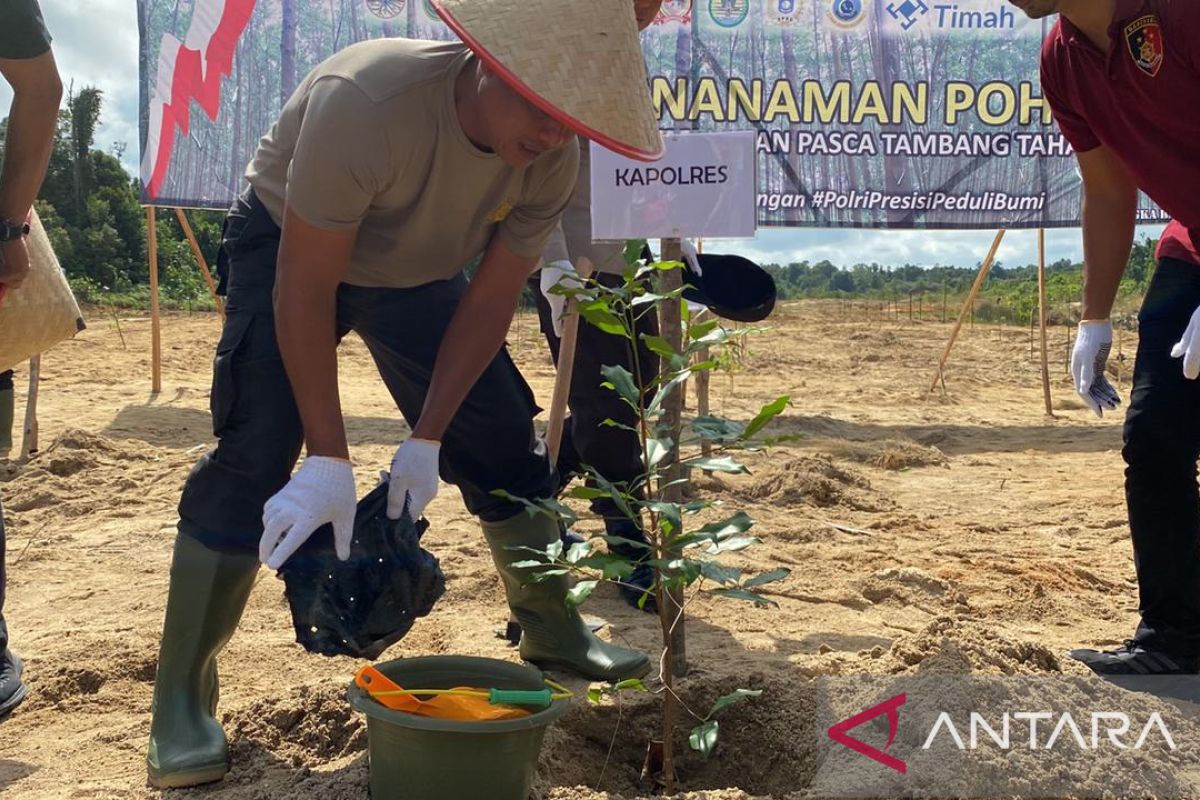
[6,88,1160,322]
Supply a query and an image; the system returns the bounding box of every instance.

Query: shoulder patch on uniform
[1125,14,1164,78]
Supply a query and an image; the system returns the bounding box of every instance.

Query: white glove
[680,238,702,276]
[1171,304,1200,380]
[1071,320,1121,418]
[388,438,441,521]
[539,260,582,338]
[260,456,356,570]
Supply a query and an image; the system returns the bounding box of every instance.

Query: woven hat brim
[432,0,664,162]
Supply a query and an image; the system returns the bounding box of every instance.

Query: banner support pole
[146,206,161,395]
[175,208,225,318]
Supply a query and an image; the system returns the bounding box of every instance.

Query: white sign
[590,130,757,240]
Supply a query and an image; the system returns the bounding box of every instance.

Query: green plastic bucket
[347,655,570,800]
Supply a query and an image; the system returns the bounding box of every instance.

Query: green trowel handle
[489,688,553,708]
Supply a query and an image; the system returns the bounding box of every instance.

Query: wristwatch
[0,218,30,243]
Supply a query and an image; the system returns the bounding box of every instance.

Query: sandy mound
[730,455,891,511]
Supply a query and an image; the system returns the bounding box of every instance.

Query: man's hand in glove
[1171,305,1200,380]
[387,438,441,521]
[1071,319,1121,418]
[260,456,356,569]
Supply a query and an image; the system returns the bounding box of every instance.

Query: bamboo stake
[146,206,162,394]
[19,355,40,459]
[545,258,595,465]
[1037,229,1054,416]
[175,208,225,318]
[927,230,1007,395]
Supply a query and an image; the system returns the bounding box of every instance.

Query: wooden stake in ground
[146,206,162,395]
[19,355,40,460]
[694,309,712,461]
[545,258,595,465]
[927,229,1007,395]
[175,208,225,318]
[1037,229,1054,416]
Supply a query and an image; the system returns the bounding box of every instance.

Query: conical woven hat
[432,0,664,161]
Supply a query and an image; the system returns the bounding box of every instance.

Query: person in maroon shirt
[1013,0,1200,681]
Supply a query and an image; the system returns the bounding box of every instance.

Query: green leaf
[600,365,640,407]
[640,333,678,359]
[700,561,743,586]
[689,720,720,759]
[614,678,649,693]
[642,500,682,534]
[645,437,672,469]
[566,580,599,607]
[688,319,721,341]
[683,456,750,475]
[601,559,636,581]
[711,587,776,606]
[647,369,692,416]
[691,416,745,444]
[706,535,761,555]
[708,688,763,718]
[566,541,594,564]
[600,418,640,433]
[578,301,627,336]
[623,239,649,268]
[696,512,755,539]
[587,687,604,705]
[632,291,681,307]
[743,568,791,589]
[743,395,791,439]
[569,486,610,501]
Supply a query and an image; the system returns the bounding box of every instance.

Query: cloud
[0,0,140,170]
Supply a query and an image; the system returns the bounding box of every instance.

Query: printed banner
[138,0,1167,229]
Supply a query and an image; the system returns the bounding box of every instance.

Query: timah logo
[886,0,929,30]
[827,693,907,774]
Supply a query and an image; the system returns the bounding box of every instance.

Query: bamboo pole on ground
[146,206,162,394]
[19,355,40,459]
[175,208,225,318]
[927,229,1007,395]
[1037,229,1054,416]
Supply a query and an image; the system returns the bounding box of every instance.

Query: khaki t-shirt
[246,39,579,288]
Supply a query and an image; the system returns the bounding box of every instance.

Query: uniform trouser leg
[1124,259,1200,659]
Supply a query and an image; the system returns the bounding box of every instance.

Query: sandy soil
[0,300,1192,799]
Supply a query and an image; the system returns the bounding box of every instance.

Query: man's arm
[274,209,358,459]
[410,236,537,441]
[0,48,62,286]
[1077,145,1139,320]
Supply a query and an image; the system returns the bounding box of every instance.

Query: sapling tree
[499,243,791,793]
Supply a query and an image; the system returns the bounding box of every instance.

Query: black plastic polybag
[277,481,445,659]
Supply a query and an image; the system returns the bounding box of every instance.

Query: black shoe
[0,649,28,719]
[1069,640,1200,676]
[619,563,658,614]
[1070,640,1200,702]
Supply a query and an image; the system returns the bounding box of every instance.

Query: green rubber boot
[146,533,258,788]
[481,513,651,682]
[0,386,13,458]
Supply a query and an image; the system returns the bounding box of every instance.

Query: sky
[2,0,1160,270]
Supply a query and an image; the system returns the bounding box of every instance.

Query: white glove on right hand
[1071,320,1121,418]
[387,438,442,521]
[539,260,582,338]
[1170,304,1200,380]
[260,456,356,570]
